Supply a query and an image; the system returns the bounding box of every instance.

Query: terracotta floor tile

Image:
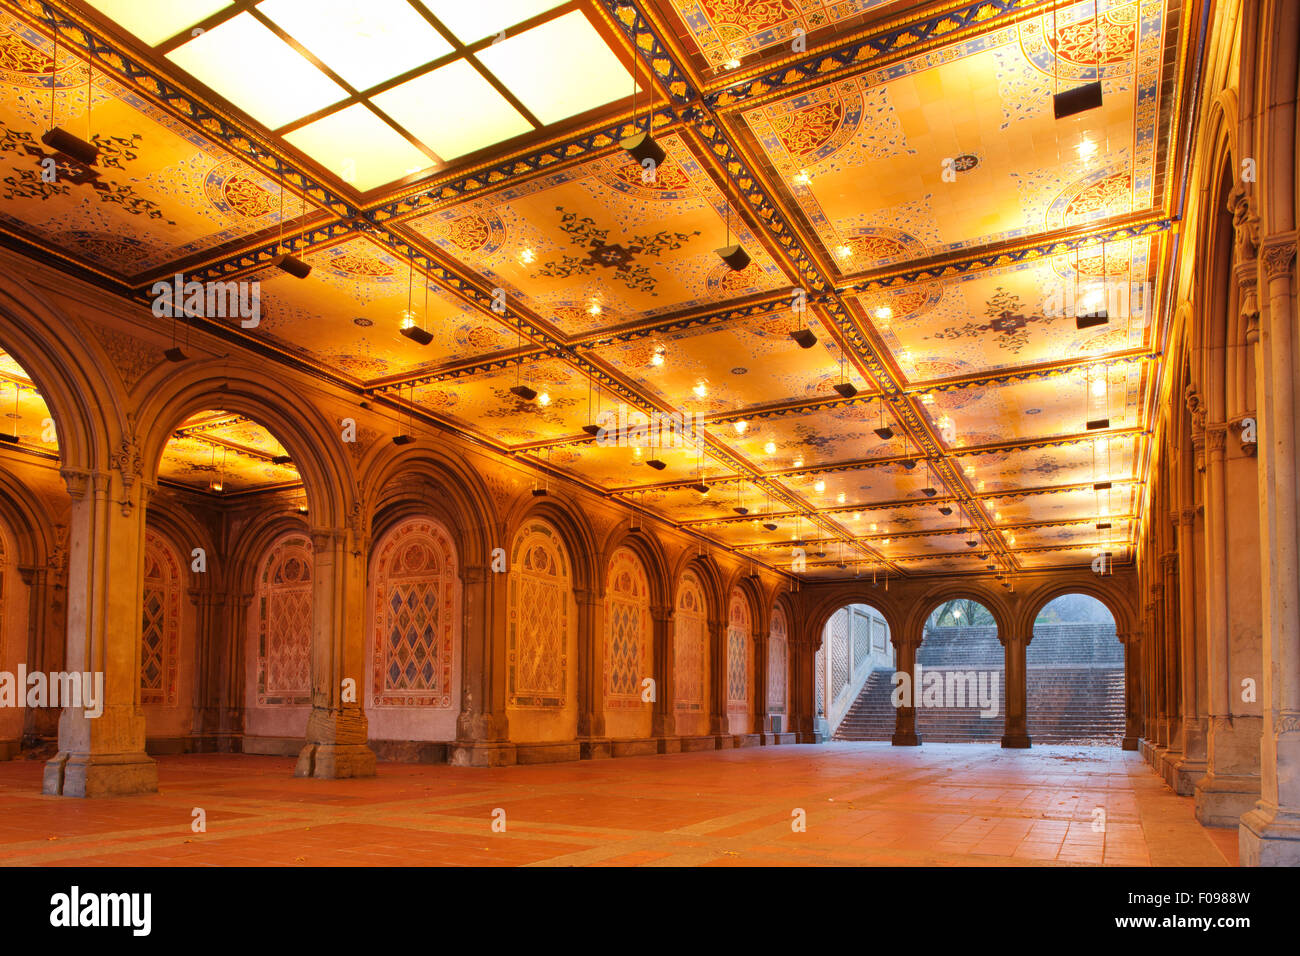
[0,744,1238,867]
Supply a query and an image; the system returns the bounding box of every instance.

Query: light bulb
[519,248,535,264]
[538,391,551,406]
[814,479,825,493]
[734,420,748,435]
[764,441,777,455]
[875,306,892,321]
[792,169,811,186]
[693,381,708,398]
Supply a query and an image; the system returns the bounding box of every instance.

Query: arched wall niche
[365,514,462,743]
[505,516,578,744]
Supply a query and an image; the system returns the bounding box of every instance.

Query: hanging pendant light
[41,30,98,167]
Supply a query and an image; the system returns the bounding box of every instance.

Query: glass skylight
[373,60,533,161]
[84,0,233,47]
[257,0,453,91]
[167,12,348,129]
[284,104,433,191]
[416,0,564,44]
[123,2,632,190]
[476,11,631,125]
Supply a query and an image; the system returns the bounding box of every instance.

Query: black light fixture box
[1053,81,1102,119]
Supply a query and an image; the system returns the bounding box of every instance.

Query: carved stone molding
[1184,384,1207,433]
[1160,552,1178,574]
[90,326,165,392]
[1261,234,1298,280]
[1179,509,1195,528]
[60,467,91,500]
[1206,424,1228,456]
[1227,182,1259,263]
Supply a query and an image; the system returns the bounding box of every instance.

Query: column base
[579,737,612,759]
[1000,734,1032,749]
[1194,773,1261,827]
[294,743,376,779]
[1169,756,1207,796]
[1239,805,1300,866]
[795,731,823,744]
[42,751,158,797]
[1121,736,1139,751]
[449,740,518,767]
[891,732,922,746]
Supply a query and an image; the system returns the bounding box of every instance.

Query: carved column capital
[1206,424,1228,457]
[1260,233,1298,281]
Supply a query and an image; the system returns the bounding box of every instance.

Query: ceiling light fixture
[833,352,858,397]
[509,384,538,402]
[1051,6,1103,118]
[734,419,748,435]
[715,170,751,271]
[620,50,666,167]
[42,31,98,167]
[650,345,666,366]
[873,398,894,441]
[764,441,777,455]
[270,169,311,279]
[646,459,666,470]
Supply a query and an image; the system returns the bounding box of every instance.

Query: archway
[365,515,461,748]
[816,602,894,740]
[1028,593,1124,745]
[602,545,653,739]
[914,598,1003,743]
[0,346,69,751]
[505,517,578,743]
[148,409,307,755]
[671,567,711,738]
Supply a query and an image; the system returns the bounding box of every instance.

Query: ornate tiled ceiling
[0,0,1189,580]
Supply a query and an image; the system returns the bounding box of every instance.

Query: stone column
[788,635,819,743]
[575,586,610,758]
[294,526,375,778]
[1172,506,1206,793]
[1151,586,1168,751]
[891,634,921,746]
[1161,551,1183,782]
[1118,632,1139,749]
[20,557,66,741]
[44,469,158,797]
[189,583,229,752]
[650,603,674,743]
[452,562,515,766]
[1000,632,1030,748]
[707,620,728,738]
[753,610,770,740]
[1241,235,1300,865]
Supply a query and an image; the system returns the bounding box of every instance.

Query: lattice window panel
[853,611,869,668]
[768,607,788,711]
[831,611,849,699]
[256,534,312,706]
[508,521,569,708]
[140,529,180,706]
[674,571,706,711]
[726,591,749,713]
[815,644,825,714]
[605,547,649,709]
[372,518,457,708]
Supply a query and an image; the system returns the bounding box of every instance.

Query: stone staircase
[833,622,1125,744]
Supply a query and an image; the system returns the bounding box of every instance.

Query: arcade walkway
[0,746,1234,867]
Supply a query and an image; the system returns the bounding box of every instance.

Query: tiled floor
[0,743,1237,866]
